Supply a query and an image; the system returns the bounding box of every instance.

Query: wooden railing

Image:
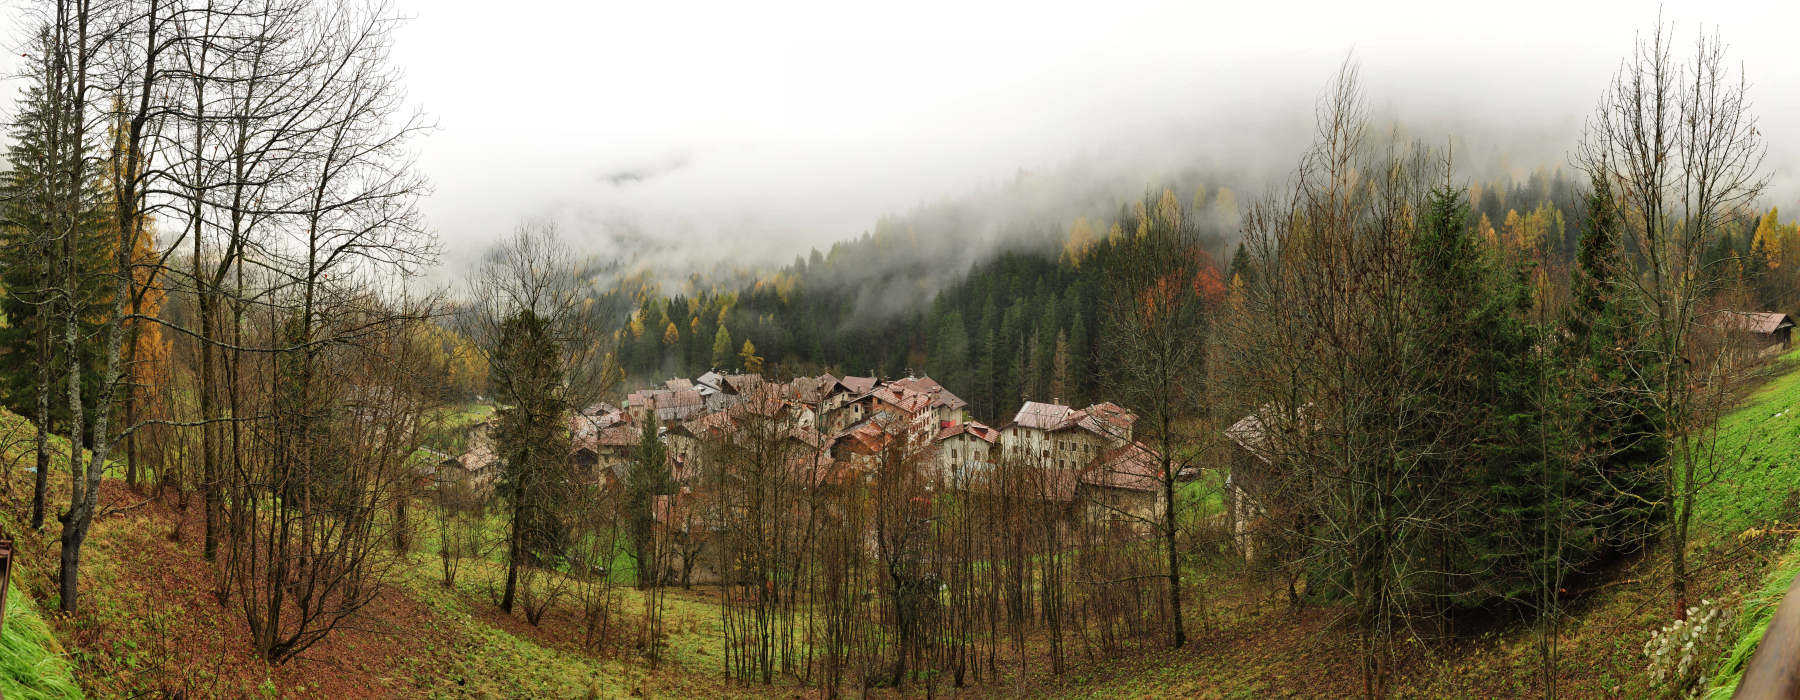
[1734,570,1800,699]
[0,538,11,625]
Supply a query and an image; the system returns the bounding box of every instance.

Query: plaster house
[1078,441,1165,538]
[1220,406,1312,559]
[935,420,1000,487]
[889,375,969,427]
[1001,401,1136,470]
[816,375,880,435]
[570,418,639,481]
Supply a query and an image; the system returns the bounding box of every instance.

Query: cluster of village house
[439,311,1800,578]
[435,311,1799,582]
[446,370,1166,582]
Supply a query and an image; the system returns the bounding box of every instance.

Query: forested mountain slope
[601,165,1790,424]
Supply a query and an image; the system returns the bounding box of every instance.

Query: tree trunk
[1673,480,1690,620]
[198,288,220,562]
[123,302,141,488]
[1164,454,1185,648]
[58,520,88,611]
[59,261,133,614]
[501,495,523,613]
[31,416,49,530]
[393,492,410,554]
[30,312,51,530]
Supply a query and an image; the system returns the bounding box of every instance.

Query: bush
[1644,600,1732,698]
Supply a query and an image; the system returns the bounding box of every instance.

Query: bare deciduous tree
[1222,62,1472,697]
[1100,188,1222,649]
[1576,19,1766,620]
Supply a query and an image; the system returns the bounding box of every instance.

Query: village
[443,369,1170,585]
[435,308,1800,586]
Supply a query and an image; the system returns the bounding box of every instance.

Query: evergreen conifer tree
[1564,172,1667,554]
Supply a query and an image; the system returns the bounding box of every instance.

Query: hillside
[0,347,1792,698]
[597,167,1645,425]
[964,349,1800,698]
[0,405,793,698]
[0,528,83,699]
[4,6,1800,697]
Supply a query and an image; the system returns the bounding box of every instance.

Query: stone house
[1000,401,1135,471]
[934,420,1000,486]
[1077,441,1164,538]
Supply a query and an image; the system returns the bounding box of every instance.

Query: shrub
[1644,600,1732,698]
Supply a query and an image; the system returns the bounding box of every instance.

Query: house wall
[1002,425,1106,470]
[936,434,995,484]
[1001,426,1052,464]
[1077,484,1160,538]
[819,401,867,436]
[666,432,703,470]
[1223,444,1276,559]
[819,390,853,415]
[1051,431,1107,469]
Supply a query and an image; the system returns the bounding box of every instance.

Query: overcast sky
[352,1,1800,275]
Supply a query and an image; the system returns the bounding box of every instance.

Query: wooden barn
[1710,310,1796,359]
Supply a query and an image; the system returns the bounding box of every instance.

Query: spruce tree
[0,64,62,530]
[1409,183,1545,605]
[1565,172,1666,554]
[492,310,573,612]
[0,43,114,528]
[625,420,669,588]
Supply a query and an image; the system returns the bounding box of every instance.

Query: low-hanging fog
[369,2,1799,283]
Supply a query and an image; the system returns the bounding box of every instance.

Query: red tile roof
[680,411,736,438]
[1082,442,1163,493]
[661,389,703,408]
[787,374,853,405]
[1078,401,1134,433]
[834,419,895,455]
[870,385,932,414]
[721,373,765,394]
[891,375,968,411]
[597,425,638,447]
[936,420,999,444]
[1009,400,1135,439]
[652,489,697,526]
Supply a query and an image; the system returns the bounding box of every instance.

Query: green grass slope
[0,580,84,699]
[0,410,84,697]
[1700,351,1800,695]
[1693,353,1800,538]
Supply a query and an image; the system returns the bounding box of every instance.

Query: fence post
[0,538,13,627]
[1735,570,1800,699]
